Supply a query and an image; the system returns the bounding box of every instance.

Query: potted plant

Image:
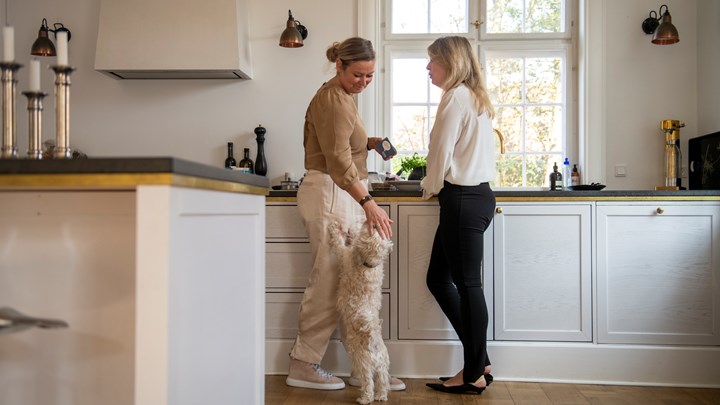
[398,153,427,180]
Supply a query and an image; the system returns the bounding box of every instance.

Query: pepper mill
[254,124,268,176]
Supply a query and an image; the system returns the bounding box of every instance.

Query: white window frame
[358,0,578,184]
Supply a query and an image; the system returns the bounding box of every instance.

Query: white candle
[2,26,14,62]
[56,31,68,66]
[29,59,41,91]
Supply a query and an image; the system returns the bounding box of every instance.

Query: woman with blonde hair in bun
[286,37,405,392]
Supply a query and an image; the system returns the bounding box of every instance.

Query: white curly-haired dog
[329,221,393,404]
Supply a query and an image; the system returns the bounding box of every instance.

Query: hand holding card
[374,137,397,160]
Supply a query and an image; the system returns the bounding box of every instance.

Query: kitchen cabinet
[264,203,392,343]
[493,203,592,341]
[396,204,494,340]
[265,194,720,387]
[596,202,720,345]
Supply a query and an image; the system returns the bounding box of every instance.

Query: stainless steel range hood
[94,0,253,80]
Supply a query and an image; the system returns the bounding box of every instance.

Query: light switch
[614,164,627,177]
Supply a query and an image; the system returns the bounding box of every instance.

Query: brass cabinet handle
[656,207,664,214]
[496,207,503,214]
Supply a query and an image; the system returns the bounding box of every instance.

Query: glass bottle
[254,125,268,176]
[550,162,563,191]
[238,148,254,174]
[571,164,580,186]
[224,142,236,169]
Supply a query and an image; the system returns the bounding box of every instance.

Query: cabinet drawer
[266,205,307,240]
[266,242,313,288]
[266,242,391,289]
[266,292,391,340]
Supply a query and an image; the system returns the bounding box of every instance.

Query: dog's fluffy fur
[329,222,393,404]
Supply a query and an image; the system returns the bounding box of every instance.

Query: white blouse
[421,85,496,199]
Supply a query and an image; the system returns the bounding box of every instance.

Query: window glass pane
[486,0,523,33]
[430,0,469,33]
[393,58,430,103]
[526,57,562,104]
[494,154,524,187]
[526,106,562,152]
[494,106,523,153]
[486,57,523,104]
[528,154,558,187]
[486,0,563,34]
[393,0,429,33]
[392,0,468,34]
[392,106,430,152]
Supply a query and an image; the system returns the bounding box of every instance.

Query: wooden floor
[265,375,720,405]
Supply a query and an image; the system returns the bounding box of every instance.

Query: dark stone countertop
[269,188,720,199]
[0,157,269,189]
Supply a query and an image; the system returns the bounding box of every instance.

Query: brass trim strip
[0,173,268,195]
[267,195,720,203]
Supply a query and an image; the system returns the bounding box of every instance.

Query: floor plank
[265,376,720,405]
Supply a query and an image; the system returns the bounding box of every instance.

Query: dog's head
[354,223,393,268]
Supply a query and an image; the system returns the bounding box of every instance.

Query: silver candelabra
[52,65,75,159]
[22,91,47,159]
[0,62,21,159]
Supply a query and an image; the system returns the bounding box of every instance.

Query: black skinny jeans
[426,181,495,384]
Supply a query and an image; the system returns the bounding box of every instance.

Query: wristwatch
[358,195,373,206]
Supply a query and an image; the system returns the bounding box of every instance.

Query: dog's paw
[356,396,373,405]
[375,392,388,402]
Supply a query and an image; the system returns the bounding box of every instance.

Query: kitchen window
[374,0,576,188]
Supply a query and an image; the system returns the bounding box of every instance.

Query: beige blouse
[303,80,368,190]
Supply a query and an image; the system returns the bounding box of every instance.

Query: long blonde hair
[427,36,495,119]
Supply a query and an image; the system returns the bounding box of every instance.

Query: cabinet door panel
[266,292,391,340]
[397,205,494,340]
[494,204,592,341]
[597,203,720,345]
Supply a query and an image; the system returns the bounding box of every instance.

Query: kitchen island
[265,188,720,387]
[0,158,268,405]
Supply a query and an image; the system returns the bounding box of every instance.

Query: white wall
[4,0,715,190]
[598,0,697,189]
[6,0,357,186]
[697,0,720,135]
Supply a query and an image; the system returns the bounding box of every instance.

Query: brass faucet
[494,128,505,154]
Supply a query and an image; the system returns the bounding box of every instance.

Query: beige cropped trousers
[289,170,367,364]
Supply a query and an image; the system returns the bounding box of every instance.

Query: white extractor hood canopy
[95,0,253,79]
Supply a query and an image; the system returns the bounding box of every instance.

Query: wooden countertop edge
[0,173,268,195]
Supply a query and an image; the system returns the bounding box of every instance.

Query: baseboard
[266,339,720,387]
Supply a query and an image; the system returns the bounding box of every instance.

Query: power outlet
[614,164,627,177]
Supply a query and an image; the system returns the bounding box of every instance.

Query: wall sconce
[641,4,679,45]
[279,10,307,48]
[30,18,72,56]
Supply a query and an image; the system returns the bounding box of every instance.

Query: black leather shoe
[426,382,486,394]
[439,373,493,386]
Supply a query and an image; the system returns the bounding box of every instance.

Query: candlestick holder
[52,65,75,159]
[22,91,47,160]
[1,62,22,159]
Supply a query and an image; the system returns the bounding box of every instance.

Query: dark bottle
[224,142,236,169]
[238,148,254,174]
[254,124,268,176]
[550,161,563,191]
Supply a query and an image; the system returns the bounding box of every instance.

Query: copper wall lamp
[641,4,679,45]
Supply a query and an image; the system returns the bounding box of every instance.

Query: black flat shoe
[439,373,493,386]
[426,382,486,394]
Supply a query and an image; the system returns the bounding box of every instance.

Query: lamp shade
[30,20,56,56]
[652,9,679,45]
[279,10,306,48]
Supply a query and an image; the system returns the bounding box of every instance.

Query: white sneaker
[286,358,346,390]
[348,376,406,391]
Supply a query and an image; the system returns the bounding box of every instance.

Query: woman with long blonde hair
[421,36,497,395]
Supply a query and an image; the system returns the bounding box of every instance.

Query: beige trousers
[290,170,366,364]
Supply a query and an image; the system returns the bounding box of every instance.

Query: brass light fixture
[279,10,307,48]
[30,18,72,56]
[641,4,679,45]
